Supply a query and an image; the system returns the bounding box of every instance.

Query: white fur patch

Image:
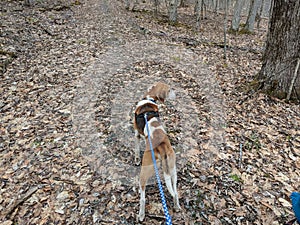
[136,99,157,110]
[168,89,176,100]
[143,117,165,138]
[164,172,175,197]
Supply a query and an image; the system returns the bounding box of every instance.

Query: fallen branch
[37,23,56,36]
[260,200,273,210]
[3,186,39,219]
[169,36,262,54]
[285,218,297,225]
[148,214,166,220]
[238,142,243,169]
[39,5,71,12]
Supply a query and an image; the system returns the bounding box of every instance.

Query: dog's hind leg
[165,171,181,211]
[170,166,181,211]
[163,169,180,211]
[134,131,141,165]
[138,183,146,222]
[164,172,175,196]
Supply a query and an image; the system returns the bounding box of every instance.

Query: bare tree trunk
[179,0,187,7]
[195,0,202,30]
[244,0,262,32]
[154,0,159,16]
[257,0,300,100]
[24,0,33,6]
[125,0,130,10]
[213,0,220,14]
[228,0,232,13]
[168,0,179,24]
[223,0,228,59]
[202,1,207,19]
[256,0,264,30]
[230,0,245,32]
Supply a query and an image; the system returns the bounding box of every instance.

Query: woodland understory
[1,0,300,224]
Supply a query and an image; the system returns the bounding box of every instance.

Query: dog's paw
[138,212,145,222]
[174,205,181,212]
[135,157,140,166]
[174,198,181,212]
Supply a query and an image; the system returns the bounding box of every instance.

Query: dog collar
[142,97,156,103]
[136,99,157,110]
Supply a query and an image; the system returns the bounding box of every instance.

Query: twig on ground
[3,186,39,219]
[285,218,297,225]
[148,214,166,220]
[238,142,243,169]
[36,24,56,36]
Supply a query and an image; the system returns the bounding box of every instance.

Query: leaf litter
[0,0,300,224]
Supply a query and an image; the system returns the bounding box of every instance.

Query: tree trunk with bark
[179,0,187,7]
[256,0,264,30]
[153,0,159,16]
[195,0,202,30]
[223,0,228,59]
[257,0,300,100]
[168,0,179,24]
[230,0,245,32]
[244,0,262,32]
[213,0,220,14]
[24,0,33,6]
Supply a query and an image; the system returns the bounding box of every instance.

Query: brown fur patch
[150,120,160,128]
[143,82,170,103]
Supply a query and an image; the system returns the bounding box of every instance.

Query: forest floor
[1,0,300,224]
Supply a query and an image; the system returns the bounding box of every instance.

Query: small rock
[55,208,65,215]
[199,175,207,182]
[56,191,70,201]
[79,198,85,206]
[92,180,100,187]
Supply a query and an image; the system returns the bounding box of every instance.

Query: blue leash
[144,113,172,225]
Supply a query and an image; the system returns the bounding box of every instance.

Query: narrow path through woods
[73,1,228,222]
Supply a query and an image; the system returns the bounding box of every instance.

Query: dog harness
[135,111,159,135]
[135,97,159,135]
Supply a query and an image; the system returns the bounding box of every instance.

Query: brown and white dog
[133,82,180,221]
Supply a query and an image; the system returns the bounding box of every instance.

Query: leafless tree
[244,0,262,32]
[223,0,228,59]
[195,0,207,30]
[24,0,33,6]
[230,0,245,32]
[167,0,180,24]
[255,0,264,30]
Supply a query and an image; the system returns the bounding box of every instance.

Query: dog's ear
[144,82,172,103]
